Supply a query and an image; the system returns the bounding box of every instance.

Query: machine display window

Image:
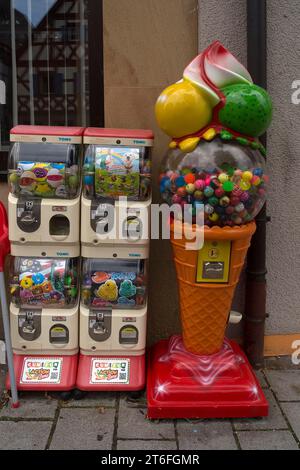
[81,258,147,309]
[10,256,79,309]
[83,145,151,201]
[8,142,81,199]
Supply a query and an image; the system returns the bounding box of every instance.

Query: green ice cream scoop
[218,83,272,137]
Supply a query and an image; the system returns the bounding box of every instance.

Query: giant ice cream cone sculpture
[157,41,272,356]
[171,221,256,355]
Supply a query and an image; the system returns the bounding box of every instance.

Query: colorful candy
[159,161,267,226]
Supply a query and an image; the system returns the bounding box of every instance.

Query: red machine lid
[84,127,154,139]
[10,125,85,136]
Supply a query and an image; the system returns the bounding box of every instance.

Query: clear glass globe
[159,138,267,226]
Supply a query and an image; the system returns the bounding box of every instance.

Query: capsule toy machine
[81,128,153,258]
[7,257,79,390]
[77,128,153,391]
[8,125,83,257]
[6,125,83,392]
[147,41,272,418]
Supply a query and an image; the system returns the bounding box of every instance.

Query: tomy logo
[58,137,71,142]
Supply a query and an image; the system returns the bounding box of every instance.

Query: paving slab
[254,370,268,388]
[177,420,237,450]
[50,407,115,450]
[0,392,58,419]
[265,370,300,401]
[233,390,287,430]
[117,440,177,450]
[62,392,116,408]
[281,402,300,441]
[0,421,52,450]
[238,430,298,450]
[118,398,175,440]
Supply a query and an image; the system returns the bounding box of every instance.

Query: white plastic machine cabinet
[81,128,153,257]
[10,303,78,356]
[8,126,84,257]
[79,305,147,356]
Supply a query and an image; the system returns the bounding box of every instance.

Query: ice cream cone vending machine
[76,128,153,391]
[147,42,272,418]
[6,125,83,391]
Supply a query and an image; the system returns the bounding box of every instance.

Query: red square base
[147,336,268,419]
[76,353,145,391]
[6,354,78,391]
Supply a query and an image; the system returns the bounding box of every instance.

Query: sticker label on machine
[196,240,231,283]
[20,357,63,384]
[90,358,130,384]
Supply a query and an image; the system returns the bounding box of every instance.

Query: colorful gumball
[220,196,230,207]
[208,196,219,206]
[215,188,225,198]
[175,176,186,187]
[184,173,196,184]
[230,196,240,206]
[194,190,204,200]
[218,173,229,183]
[239,180,251,191]
[186,183,196,194]
[177,187,187,197]
[240,191,250,202]
[222,181,234,192]
[235,203,245,212]
[195,179,205,190]
[242,171,253,181]
[225,206,235,215]
[209,212,219,222]
[204,204,214,214]
[204,186,214,197]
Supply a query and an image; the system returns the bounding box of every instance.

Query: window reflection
[0,0,89,153]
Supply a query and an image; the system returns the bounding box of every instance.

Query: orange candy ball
[184,173,196,184]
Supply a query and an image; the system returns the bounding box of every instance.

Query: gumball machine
[76,128,153,391]
[6,125,83,392]
[147,41,272,418]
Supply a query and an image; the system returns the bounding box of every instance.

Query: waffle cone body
[171,221,256,355]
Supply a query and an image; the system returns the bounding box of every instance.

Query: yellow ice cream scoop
[155,79,213,139]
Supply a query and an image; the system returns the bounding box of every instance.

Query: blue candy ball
[253,168,263,177]
[175,176,186,187]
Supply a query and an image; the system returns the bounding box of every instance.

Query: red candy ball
[225,206,235,215]
[177,187,187,197]
[215,188,225,198]
[230,196,240,206]
[184,173,196,184]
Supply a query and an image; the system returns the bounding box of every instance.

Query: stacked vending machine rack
[76,128,153,391]
[6,125,84,391]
